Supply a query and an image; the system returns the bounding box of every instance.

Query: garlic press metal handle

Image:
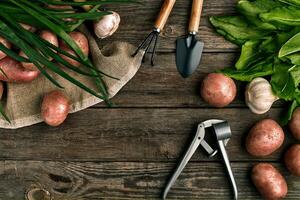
[162,120,238,200]
[162,119,224,200]
[218,140,238,200]
[162,123,205,200]
[213,122,238,200]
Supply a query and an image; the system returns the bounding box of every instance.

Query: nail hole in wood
[25,188,51,200]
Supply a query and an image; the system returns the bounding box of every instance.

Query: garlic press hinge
[198,120,230,157]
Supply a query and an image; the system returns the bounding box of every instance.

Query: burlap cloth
[0,26,143,129]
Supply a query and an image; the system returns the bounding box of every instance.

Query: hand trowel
[176,0,204,78]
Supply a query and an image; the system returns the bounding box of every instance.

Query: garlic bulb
[94,11,120,39]
[245,77,279,114]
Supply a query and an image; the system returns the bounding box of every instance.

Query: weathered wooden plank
[95,52,284,108]
[0,161,298,199]
[103,0,239,52]
[0,108,295,162]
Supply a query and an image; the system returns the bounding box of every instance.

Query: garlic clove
[94,11,120,39]
[245,77,279,114]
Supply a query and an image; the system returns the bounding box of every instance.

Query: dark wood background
[1,0,299,199]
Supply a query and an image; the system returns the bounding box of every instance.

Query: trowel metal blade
[176,35,204,78]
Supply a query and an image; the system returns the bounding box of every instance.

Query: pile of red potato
[0,23,89,126]
[0,7,120,127]
[201,73,300,200]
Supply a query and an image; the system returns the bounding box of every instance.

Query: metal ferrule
[154,28,161,33]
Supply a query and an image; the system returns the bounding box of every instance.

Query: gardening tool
[162,119,238,200]
[176,0,204,78]
[132,0,176,66]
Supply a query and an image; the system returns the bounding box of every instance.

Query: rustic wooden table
[1,0,299,199]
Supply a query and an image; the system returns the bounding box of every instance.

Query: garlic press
[162,119,238,200]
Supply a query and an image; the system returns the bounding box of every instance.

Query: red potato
[0,57,39,83]
[20,30,58,71]
[246,119,284,157]
[289,107,300,140]
[59,46,80,67]
[252,163,288,200]
[59,32,89,67]
[19,23,36,32]
[41,90,70,127]
[0,36,11,60]
[284,144,300,176]
[200,73,237,107]
[19,51,36,71]
[39,30,59,53]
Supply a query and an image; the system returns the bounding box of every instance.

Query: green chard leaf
[235,40,262,70]
[295,90,300,104]
[237,0,286,30]
[209,16,269,46]
[270,63,300,101]
[291,65,300,86]
[221,57,274,81]
[238,0,283,13]
[259,37,278,53]
[283,52,300,65]
[277,26,300,45]
[279,31,300,57]
[281,100,298,125]
[278,0,300,7]
[260,6,300,26]
[235,37,278,71]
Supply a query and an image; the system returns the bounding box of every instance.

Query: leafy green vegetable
[209,16,269,46]
[291,65,300,86]
[235,40,262,70]
[237,0,284,30]
[270,62,298,100]
[235,37,279,70]
[238,0,283,14]
[279,0,300,6]
[260,6,300,26]
[221,58,274,81]
[281,100,298,125]
[210,0,300,124]
[277,26,300,44]
[279,31,300,57]
[259,37,277,53]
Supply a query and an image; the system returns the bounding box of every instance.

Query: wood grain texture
[0,161,298,200]
[93,53,285,108]
[0,108,295,162]
[1,1,299,199]
[103,0,239,52]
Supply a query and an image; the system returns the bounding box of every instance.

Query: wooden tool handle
[154,0,176,31]
[188,0,204,33]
